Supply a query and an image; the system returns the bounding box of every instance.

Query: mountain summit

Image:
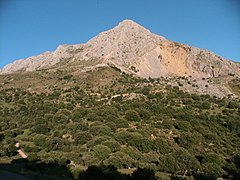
[1,19,239,79]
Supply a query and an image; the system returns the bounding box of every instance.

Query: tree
[72,107,90,121]
[179,132,202,149]
[138,109,151,120]
[52,113,69,124]
[142,87,151,95]
[227,101,240,109]
[27,153,39,162]
[159,149,200,175]
[104,151,135,169]
[153,138,172,154]
[7,144,18,157]
[115,118,129,128]
[74,131,92,145]
[125,110,141,122]
[33,134,47,148]
[201,101,211,109]
[33,124,50,134]
[201,163,227,179]
[127,133,153,153]
[176,121,192,131]
[93,145,111,161]
[45,137,64,151]
[102,139,121,152]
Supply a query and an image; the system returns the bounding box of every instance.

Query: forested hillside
[0,67,239,179]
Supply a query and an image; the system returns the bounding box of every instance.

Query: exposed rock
[1,19,239,80]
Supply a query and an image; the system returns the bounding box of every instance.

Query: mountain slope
[1,19,239,77]
[0,19,239,97]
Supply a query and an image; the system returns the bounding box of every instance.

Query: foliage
[93,144,111,161]
[0,68,239,179]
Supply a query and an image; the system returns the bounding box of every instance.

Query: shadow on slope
[0,159,157,180]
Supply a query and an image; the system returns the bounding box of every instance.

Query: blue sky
[0,0,240,68]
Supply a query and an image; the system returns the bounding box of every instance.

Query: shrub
[125,110,141,121]
[87,136,109,149]
[201,101,211,109]
[74,131,92,145]
[52,113,69,124]
[93,144,111,161]
[104,152,135,168]
[141,87,150,95]
[179,132,202,149]
[176,121,192,131]
[33,124,50,134]
[115,118,129,128]
[114,131,132,145]
[138,109,151,120]
[159,149,200,175]
[102,140,121,152]
[136,138,153,153]
[227,101,240,109]
[33,134,47,148]
[45,137,64,151]
[153,138,172,154]
[72,107,90,121]
[27,153,39,162]
[201,163,227,179]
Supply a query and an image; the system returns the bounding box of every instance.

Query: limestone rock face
[1,19,239,79]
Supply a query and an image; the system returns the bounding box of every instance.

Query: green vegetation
[0,66,239,179]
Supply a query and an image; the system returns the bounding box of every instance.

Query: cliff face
[1,19,239,79]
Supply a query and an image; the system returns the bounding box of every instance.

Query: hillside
[0,66,240,179]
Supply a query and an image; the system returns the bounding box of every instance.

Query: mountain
[0,19,240,97]
[1,20,240,179]
[1,19,239,77]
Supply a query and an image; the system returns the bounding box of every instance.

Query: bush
[74,131,92,145]
[227,101,240,109]
[102,140,121,152]
[115,118,129,128]
[136,138,153,153]
[153,138,172,154]
[201,101,211,109]
[27,153,39,162]
[125,110,141,122]
[45,137,64,151]
[179,132,202,149]
[138,109,151,120]
[201,163,227,179]
[176,121,192,131]
[72,107,90,121]
[104,151,135,168]
[33,124,50,134]
[159,149,200,175]
[93,145,111,161]
[33,134,47,147]
[142,87,150,95]
[202,152,225,166]
[87,136,108,149]
[52,113,68,124]
[114,131,132,145]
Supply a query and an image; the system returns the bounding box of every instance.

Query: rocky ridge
[1,19,239,79]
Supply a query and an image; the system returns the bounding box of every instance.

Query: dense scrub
[0,69,239,179]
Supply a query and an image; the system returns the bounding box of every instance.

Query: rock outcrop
[1,19,239,79]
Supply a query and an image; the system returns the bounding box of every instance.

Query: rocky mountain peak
[1,19,239,81]
[115,19,151,33]
[118,19,140,26]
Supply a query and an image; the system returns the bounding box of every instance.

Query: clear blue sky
[0,0,240,68]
